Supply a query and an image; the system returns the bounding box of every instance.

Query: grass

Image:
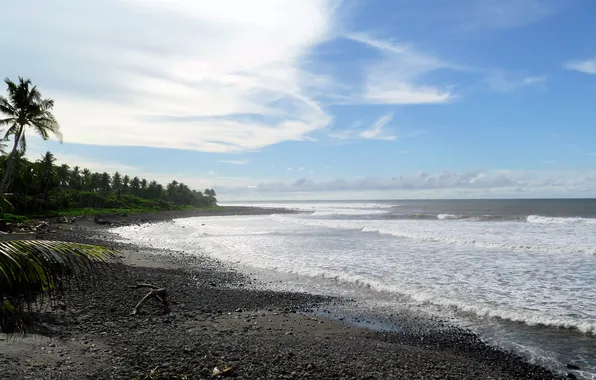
[0,213,30,223]
[1,204,226,221]
[50,205,224,217]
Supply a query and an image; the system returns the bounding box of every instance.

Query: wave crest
[527,215,596,225]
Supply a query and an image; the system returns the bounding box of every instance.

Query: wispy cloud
[346,34,456,104]
[565,58,596,75]
[485,72,547,92]
[330,113,397,141]
[0,0,336,153]
[219,159,249,165]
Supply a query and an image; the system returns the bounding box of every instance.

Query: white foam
[311,209,388,216]
[527,215,596,225]
[270,214,596,255]
[221,201,395,212]
[110,213,596,340]
[437,214,458,220]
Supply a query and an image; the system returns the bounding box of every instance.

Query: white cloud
[219,159,249,165]
[217,169,596,200]
[485,72,547,92]
[330,113,397,141]
[346,34,456,104]
[565,59,596,75]
[0,0,336,153]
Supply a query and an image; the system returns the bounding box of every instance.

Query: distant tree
[81,169,92,191]
[140,178,147,197]
[0,77,62,196]
[100,172,111,195]
[69,166,81,190]
[112,172,122,198]
[56,164,70,187]
[130,176,140,196]
[122,175,130,195]
[36,151,56,204]
[90,172,101,193]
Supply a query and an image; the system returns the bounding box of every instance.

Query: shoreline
[0,209,566,379]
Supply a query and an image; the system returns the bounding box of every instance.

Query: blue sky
[2,0,596,200]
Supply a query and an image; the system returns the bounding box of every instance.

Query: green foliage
[0,240,120,333]
[0,77,217,219]
[1,213,28,223]
[0,152,217,217]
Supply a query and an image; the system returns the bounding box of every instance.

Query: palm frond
[0,240,122,333]
[0,118,16,126]
[0,96,16,117]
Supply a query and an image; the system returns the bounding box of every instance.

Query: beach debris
[129,283,170,315]
[212,365,233,377]
[93,216,112,225]
[58,216,75,224]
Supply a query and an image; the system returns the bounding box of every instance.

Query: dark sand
[0,208,565,379]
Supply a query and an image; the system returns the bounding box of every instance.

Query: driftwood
[129,283,170,315]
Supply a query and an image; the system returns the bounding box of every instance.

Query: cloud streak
[346,34,456,104]
[329,113,396,141]
[0,0,337,153]
[565,59,596,75]
[219,160,250,165]
[485,72,547,92]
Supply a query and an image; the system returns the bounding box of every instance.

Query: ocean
[111,199,596,379]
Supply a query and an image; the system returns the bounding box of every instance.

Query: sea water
[111,199,596,379]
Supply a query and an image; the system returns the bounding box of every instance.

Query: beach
[0,207,566,379]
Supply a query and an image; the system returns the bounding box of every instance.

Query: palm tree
[56,164,70,188]
[81,169,92,191]
[90,172,101,193]
[130,176,141,196]
[112,172,122,198]
[100,172,111,196]
[122,175,130,195]
[140,178,148,197]
[36,151,56,204]
[0,239,120,333]
[69,166,81,190]
[0,77,62,197]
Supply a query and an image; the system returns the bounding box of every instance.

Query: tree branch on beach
[129,283,170,316]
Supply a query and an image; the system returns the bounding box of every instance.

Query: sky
[1,0,596,200]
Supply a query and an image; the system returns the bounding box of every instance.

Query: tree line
[0,77,216,216]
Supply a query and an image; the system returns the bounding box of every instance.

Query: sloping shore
[0,210,565,379]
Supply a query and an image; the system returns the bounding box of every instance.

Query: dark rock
[566,363,581,370]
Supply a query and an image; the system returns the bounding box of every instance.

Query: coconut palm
[0,77,62,197]
[81,169,92,191]
[100,172,111,195]
[140,178,147,197]
[112,172,122,198]
[130,176,140,196]
[69,166,81,190]
[122,175,130,195]
[56,164,70,188]
[0,239,120,333]
[36,151,56,204]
